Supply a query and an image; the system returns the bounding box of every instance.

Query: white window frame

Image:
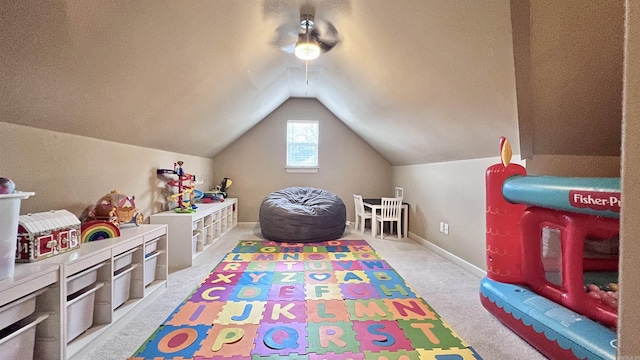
[286,120,319,173]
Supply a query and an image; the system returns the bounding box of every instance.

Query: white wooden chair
[375,197,403,239]
[394,187,404,199]
[353,194,372,233]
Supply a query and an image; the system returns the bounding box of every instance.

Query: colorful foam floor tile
[129,240,481,359]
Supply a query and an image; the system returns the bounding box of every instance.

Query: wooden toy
[80,220,121,243]
[86,190,143,227]
[16,209,81,262]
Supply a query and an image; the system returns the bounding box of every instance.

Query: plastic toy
[0,177,16,194]
[157,161,203,213]
[206,177,232,200]
[86,190,144,227]
[482,137,618,360]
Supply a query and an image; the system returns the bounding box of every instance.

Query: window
[286,120,319,172]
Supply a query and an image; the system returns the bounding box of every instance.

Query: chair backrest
[353,194,365,215]
[394,187,404,199]
[380,197,402,220]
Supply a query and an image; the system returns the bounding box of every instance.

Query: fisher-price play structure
[482,138,619,360]
[157,161,204,213]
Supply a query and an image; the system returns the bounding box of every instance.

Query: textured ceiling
[0,1,623,165]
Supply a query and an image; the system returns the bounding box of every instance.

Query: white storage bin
[144,252,161,286]
[66,282,104,342]
[145,238,159,256]
[113,248,136,273]
[0,313,48,359]
[113,264,138,309]
[191,221,198,231]
[0,191,34,280]
[191,233,199,255]
[0,288,45,331]
[66,262,105,295]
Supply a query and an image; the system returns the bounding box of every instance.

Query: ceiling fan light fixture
[295,38,320,60]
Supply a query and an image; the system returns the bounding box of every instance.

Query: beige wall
[212,98,392,223]
[393,154,620,271]
[393,156,523,270]
[512,0,624,158]
[0,122,216,219]
[526,155,621,177]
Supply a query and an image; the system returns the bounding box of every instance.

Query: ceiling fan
[273,10,341,60]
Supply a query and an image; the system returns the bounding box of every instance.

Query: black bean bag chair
[259,187,346,242]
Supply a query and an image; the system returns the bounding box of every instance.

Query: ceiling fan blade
[310,20,340,52]
[272,24,300,51]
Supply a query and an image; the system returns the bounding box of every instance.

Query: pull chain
[305,58,309,95]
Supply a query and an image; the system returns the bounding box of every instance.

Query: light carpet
[78,226,546,360]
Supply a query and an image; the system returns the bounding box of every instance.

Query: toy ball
[0,177,16,194]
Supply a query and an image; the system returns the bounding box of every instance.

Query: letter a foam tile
[129,239,482,360]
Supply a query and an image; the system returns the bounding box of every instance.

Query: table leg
[403,205,408,238]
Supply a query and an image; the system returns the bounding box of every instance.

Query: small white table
[363,198,409,238]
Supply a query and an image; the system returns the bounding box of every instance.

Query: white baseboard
[238,222,259,228]
[408,232,487,279]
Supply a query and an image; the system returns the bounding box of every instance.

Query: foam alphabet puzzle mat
[129,240,482,359]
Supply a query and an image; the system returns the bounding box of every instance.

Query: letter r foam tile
[306,321,360,355]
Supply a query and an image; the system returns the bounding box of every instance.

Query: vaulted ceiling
[1,1,623,166]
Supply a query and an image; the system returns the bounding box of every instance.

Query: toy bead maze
[482,137,618,360]
[129,240,482,359]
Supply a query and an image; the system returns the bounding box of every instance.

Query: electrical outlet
[444,223,449,235]
[439,222,444,233]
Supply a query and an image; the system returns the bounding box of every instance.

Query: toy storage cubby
[13,224,168,359]
[0,263,63,360]
[150,199,237,271]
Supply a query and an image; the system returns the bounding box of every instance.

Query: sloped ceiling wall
[0,1,622,165]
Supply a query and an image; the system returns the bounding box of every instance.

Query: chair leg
[354,216,359,233]
[360,218,365,233]
[397,220,401,239]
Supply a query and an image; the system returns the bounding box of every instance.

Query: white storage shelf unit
[150,199,237,271]
[5,224,168,360]
[0,263,62,360]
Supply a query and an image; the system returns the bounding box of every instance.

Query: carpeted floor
[128,238,480,359]
[78,225,547,360]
